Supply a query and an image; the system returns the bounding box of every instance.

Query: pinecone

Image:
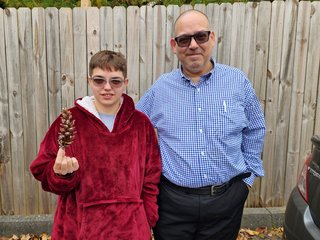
[58,108,76,149]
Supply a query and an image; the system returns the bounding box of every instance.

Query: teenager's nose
[103,81,112,89]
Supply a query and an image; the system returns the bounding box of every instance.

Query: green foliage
[0,0,6,8]
[1,0,260,9]
[91,0,104,7]
[104,0,155,7]
[3,0,79,8]
[160,0,185,6]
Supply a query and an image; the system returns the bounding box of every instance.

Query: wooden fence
[0,0,320,215]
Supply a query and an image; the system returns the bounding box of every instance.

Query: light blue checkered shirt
[136,61,266,188]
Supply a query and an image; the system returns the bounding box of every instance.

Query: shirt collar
[179,58,216,84]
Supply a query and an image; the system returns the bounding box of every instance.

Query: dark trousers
[153,178,249,240]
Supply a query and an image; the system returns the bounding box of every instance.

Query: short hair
[174,9,208,25]
[89,50,127,78]
[174,10,209,36]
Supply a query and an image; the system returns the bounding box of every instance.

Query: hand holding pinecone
[53,108,79,176]
[58,108,76,149]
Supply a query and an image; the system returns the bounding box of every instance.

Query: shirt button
[198,108,201,112]
[201,151,205,156]
[199,129,203,133]
[197,88,200,92]
[203,174,208,179]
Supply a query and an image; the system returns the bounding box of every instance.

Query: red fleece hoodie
[30,94,162,240]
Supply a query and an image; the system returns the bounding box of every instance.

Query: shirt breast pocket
[208,104,248,139]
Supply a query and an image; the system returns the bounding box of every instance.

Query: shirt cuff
[243,173,255,187]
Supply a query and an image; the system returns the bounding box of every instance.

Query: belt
[161,172,251,196]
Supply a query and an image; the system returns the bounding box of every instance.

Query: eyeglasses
[89,76,125,88]
[174,31,211,48]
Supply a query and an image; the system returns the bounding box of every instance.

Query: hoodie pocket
[78,198,150,240]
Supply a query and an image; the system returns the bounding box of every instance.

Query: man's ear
[210,31,215,46]
[170,38,177,54]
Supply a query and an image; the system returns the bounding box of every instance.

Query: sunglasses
[89,76,125,88]
[174,31,211,48]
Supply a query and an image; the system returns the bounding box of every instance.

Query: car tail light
[297,154,311,203]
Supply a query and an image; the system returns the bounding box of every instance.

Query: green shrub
[1,0,259,9]
[3,0,79,8]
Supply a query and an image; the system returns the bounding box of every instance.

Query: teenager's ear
[124,78,129,86]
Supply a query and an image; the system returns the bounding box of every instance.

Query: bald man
[137,10,266,240]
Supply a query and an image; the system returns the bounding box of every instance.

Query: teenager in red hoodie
[30,50,162,240]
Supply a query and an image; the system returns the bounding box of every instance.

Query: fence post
[81,0,91,7]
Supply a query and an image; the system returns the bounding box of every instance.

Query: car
[284,135,320,240]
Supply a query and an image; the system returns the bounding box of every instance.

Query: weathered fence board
[5,8,26,215]
[87,7,100,66]
[60,8,75,109]
[242,2,258,83]
[139,6,153,96]
[73,7,88,98]
[260,0,285,207]
[217,3,232,65]
[86,7,100,97]
[113,7,126,56]
[32,8,51,214]
[248,1,271,207]
[165,5,179,72]
[45,7,61,212]
[18,8,39,215]
[180,4,192,13]
[1,1,320,215]
[194,3,206,13]
[127,6,140,102]
[299,1,320,171]
[253,1,271,107]
[153,6,166,81]
[0,8,14,216]
[285,0,311,202]
[312,2,320,135]
[242,2,259,206]
[206,3,220,60]
[100,7,114,52]
[274,0,298,207]
[46,8,61,124]
[230,2,245,69]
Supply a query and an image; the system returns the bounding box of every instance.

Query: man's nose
[189,37,198,48]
